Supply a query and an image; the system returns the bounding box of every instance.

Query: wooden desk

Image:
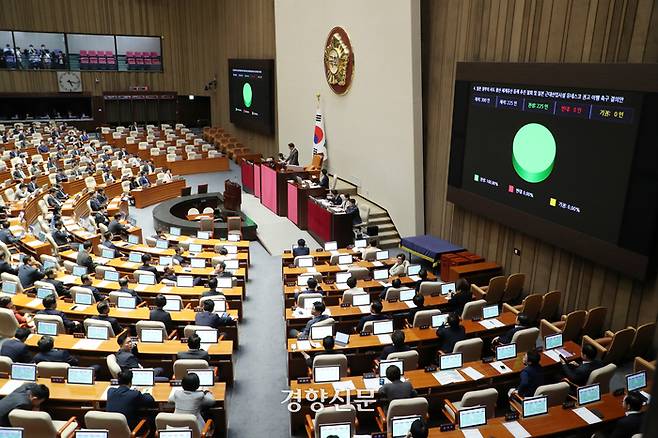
[166,156,229,175]
[132,179,186,208]
[282,259,398,281]
[287,181,327,229]
[447,261,503,284]
[281,248,361,266]
[307,197,354,247]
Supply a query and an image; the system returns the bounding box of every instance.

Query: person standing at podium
[285,142,299,166]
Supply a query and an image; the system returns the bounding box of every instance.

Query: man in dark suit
[300,335,335,368]
[94,208,110,227]
[379,278,403,301]
[285,142,299,166]
[149,294,173,332]
[435,312,466,354]
[0,383,49,426]
[319,168,329,189]
[609,391,645,438]
[17,255,44,289]
[378,365,417,408]
[33,335,78,365]
[43,268,69,298]
[89,195,102,212]
[0,328,32,363]
[118,277,143,304]
[356,300,389,333]
[114,333,166,380]
[176,333,210,362]
[292,301,330,338]
[447,278,472,315]
[195,299,235,328]
[51,221,72,247]
[106,370,155,429]
[76,240,96,272]
[379,330,411,360]
[138,254,160,280]
[47,188,62,208]
[509,349,544,399]
[493,313,531,346]
[293,277,323,301]
[0,222,20,245]
[292,238,310,257]
[407,294,425,325]
[26,176,38,193]
[201,277,225,298]
[345,198,362,225]
[101,232,120,251]
[81,274,104,302]
[108,213,129,237]
[0,252,18,276]
[91,301,122,336]
[560,343,603,386]
[38,294,80,333]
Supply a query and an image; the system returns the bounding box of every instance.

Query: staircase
[333,177,401,249]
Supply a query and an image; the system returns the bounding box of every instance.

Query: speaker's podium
[224,179,241,212]
[259,162,310,216]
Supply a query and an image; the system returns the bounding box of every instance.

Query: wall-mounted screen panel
[67,34,117,71]
[12,31,67,70]
[0,31,15,69]
[228,59,275,135]
[116,36,162,72]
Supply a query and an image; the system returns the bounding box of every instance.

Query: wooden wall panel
[422,0,658,330]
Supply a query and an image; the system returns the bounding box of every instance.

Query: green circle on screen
[512,123,556,183]
[242,83,253,108]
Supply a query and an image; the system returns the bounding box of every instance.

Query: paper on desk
[306,267,317,273]
[461,428,484,438]
[296,340,313,351]
[200,343,211,351]
[543,349,561,362]
[338,265,351,271]
[358,306,371,313]
[332,380,356,391]
[363,378,382,390]
[70,304,88,312]
[433,369,466,385]
[160,286,173,293]
[336,283,349,291]
[27,298,42,308]
[330,251,340,256]
[557,347,573,358]
[0,380,25,396]
[405,301,417,309]
[96,280,111,288]
[371,261,384,267]
[59,275,77,284]
[503,421,531,438]
[490,361,513,374]
[135,284,148,292]
[479,319,505,329]
[409,275,421,282]
[379,281,392,288]
[73,339,104,350]
[461,367,485,381]
[377,334,393,344]
[573,407,602,424]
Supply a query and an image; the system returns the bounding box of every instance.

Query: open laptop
[375,250,389,261]
[72,265,87,277]
[11,363,36,382]
[335,272,351,286]
[163,296,182,311]
[372,320,394,335]
[1,282,16,295]
[224,259,239,272]
[351,293,370,307]
[195,329,219,344]
[74,291,94,306]
[626,371,647,392]
[496,343,517,361]
[522,395,548,418]
[37,287,54,299]
[439,352,463,370]
[130,368,155,387]
[458,406,487,429]
[138,274,156,285]
[116,296,137,310]
[440,282,456,295]
[407,264,421,276]
[177,275,194,288]
[324,241,338,251]
[431,313,449,328]
[0,428,24,438]
[227,234,240,242]
[139,328,164,343]
[100,248,115,259]
[399,288,415,302]
[75,431,109,438]
[197,231,211,240]
[373,269,388,280]
[391,415,422,438]
[353,239,367,248]
[188,243,203,253]
[158,429,192,438]
[318,422,350,438]
[297,257,314,268]
[337,254,353,265]
[127,235,140,245]
[217,277,232,288]
[156,239,169,249]
[335,332,350,347]
[169,226,181,236]
[67,367,95,385]
[190,258,205,268]
[577,383,601,406]
[208,297,227,313]
[128,252,143,263]
[224,245,238,254]
[313,365,341,383]
[187,368,214,387]
[310,324,333,341]
[36,321,58,336]
[159,256,173,266]
[104,270,120,282]
[482,304,499,319]
[87,325,109,340]
[544,333,563,350]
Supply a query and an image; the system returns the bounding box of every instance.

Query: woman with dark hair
[168,373,216,429]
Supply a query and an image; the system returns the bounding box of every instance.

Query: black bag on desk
[366,225,379,236]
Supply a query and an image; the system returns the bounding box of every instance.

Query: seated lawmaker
[435,312,466,354]
[168,373,216,430]
[33,335,78,365]
[356,300,389,333]
[0,383,50,427]
[446,278,472,315]
[300,335,335,368]
[91,301,122,336]
[201,278,225,298]
[292,301,330,338]
[389,254,408,277]
[195,299,235,329]
[294,277,323,301]
[38,294,80,333]
[0,296,27,326]
[117,277,143,304]
[509,349,543,399]
[114,333,166,381]
[177,333,210,361]
[18,255,44,290]
[138,254,160,280]
[106,370,156,429]
[492,312,531,346]
[81,274,105,302]
[0,222,20,245]
[108,212,129,237]
[293,238,310,257]
[378,365,417,407]
[76,240,96,272]
[560,343,603,386]
[150,294,173,332]
[0,328,32,363]
[43,268,69,298]
[319,168,329,189]
[379,330,411,360]
[607,391,645,438]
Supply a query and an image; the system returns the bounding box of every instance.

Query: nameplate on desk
[297,377,311,384]
[359,331,370,337]
[424,365,437,373]
[419,325,430,330]
[387,298,398,304]
[180,338,188,343]
[439,424,455,432]
[73,333,85,338]
[504,411,520,421]
[169,380,182,386]
[50,376,65,383]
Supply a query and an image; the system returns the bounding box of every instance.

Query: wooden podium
[224,180,241,212]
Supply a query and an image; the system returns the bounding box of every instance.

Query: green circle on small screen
[512,123,556,183]
[242,83,253,108]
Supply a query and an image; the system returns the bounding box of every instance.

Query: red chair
[107,56,116,69]
[80,50,88,56]
[98,57,107,69]
[80,56,89,69]
[126,51,134,57]
[89,57,99,68]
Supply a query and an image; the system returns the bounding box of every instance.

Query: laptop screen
[138,274,155,285]
[335,332,350,345]
[431,314,449,328]
[1,282,16,294]
[297,257,314,268]
[379,359,404,378]
[407,264,421,276]
[577,383,601,406]
[156,240,169,249]
[190,258,205,268]
[372,319,394,335]
[544,333,563,350]
[225,259,239,270]
[67,367,94,385]
[11,363,36,382]
[159,256,173,266]
[391,416,421,438]
[189,243,202,253]
[87,325,109,340]
[324,241,338,251]
[116,296,136,309]
[459,406,487,429]
[101,248,115,259]
[0,428,24,438]
[128,252,143,263]
[375,250,389,261]
[318,422,350,438]
[337,255,352,265]
[176,275,194,288]
[227,234,240,242]
[169,227,181,236]
[217,277,232,288]
[335,272,351,284]
[399,288,415,302]
[351,293,370,307]
[158,430,192,438]
[313,365,341,383]
[354,239,367,248]
[496,343,517,361]
[140,328,163,343]
[440,282,456,295]
[131,368,155,386]
[439,353,463,370]
[373,269,388,280]
[75,291,93,305]
[72,265,87,276]
[224,245,238,254]
[37,287,54,299]
[163,297,182,312]
[523,395,548,418]
[43,260,56,270]
[297,275,314,286]
[310,325,333,341]
[104,270,120,282]
[37,321,58,336]
[196,329,218,344]
[482,305,499,319]
[197,231,211,240]
[128,235,139,244]
[188,369,214,387]
[626,371,647,392]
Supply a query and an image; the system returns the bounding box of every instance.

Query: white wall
[275,0,424,237]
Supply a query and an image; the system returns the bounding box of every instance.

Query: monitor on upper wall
[228,59,275,135]
[447,63,658,279]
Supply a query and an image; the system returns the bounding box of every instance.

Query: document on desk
[330,251,340,256]
[461,367,485,381]
[379,281,392,288]
[433,369,466,385]
[543,349,561,362]
[26,298,42,308]
[70,304,88,312]
[73,339,104,350]
[59,275,78,284]
[404,301,417,308]
[160,286,173,294]
[296,340,313,351]
[338,265,351,271]
[490,361,513,374]
[306,267,318,273]
[135,284,148,292]
[371,261,384,267]
[96,280,111,288]
[336,283,349,290]
[358,306,371,313]
[0,380,25,396]
[478,319,505,329]
[409,275,421,282]
[332,380,356,391]
[200,343,212,351]
[503,421,531,438]
[461,428,484,438]
[377,334,393,344]
[573,407,602,424]
[363,377,382,390]
[557,347,573,358]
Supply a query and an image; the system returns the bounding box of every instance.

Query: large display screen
[447,64,658,279]
[228,59,275,134]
